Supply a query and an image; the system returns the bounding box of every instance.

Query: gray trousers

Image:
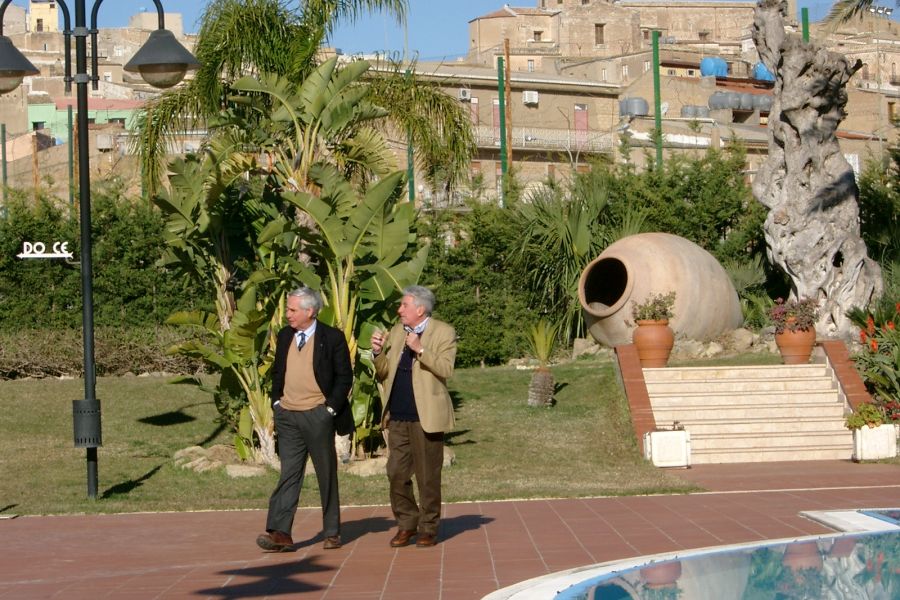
[266,404,340,537]
[386,420,444,536]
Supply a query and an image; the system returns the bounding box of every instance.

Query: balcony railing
[473,125,615,153]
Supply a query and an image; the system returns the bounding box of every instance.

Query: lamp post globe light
[0,0,198,498]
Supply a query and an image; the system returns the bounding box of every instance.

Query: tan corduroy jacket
[374,318,457,433]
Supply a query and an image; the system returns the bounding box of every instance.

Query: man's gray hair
[289,286,323,314]
[403,285,435,315]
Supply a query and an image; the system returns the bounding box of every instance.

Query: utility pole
[652,30,663,168]
[504,38,512,175]
[31,131,39,202]
[497,56,507,207]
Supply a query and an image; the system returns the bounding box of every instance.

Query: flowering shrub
[769,297,818,333]
[854,302,900,423]
[632,291,676,322]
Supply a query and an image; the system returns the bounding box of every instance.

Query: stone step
[640,362,853,464]
[652,415,847,434]
[652,399,844,414]
[691,445,852,463]
[649,390,842,407]
[691,429,852,448]
[645,377,836,394]
[643,364,830,382]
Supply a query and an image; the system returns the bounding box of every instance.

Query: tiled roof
[473,6,556,20]
[54,98,145,110]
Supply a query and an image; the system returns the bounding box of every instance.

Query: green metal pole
[497,56,508,207]
[802,8,809,43]
[407,131,414,204]
[68,105,74,208]
[1,123,6,218]
[405,69,414,204]
[652,30,663,169]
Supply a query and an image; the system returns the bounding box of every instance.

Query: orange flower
[888,321,896,330]
[870,338,879,352]
[860,329,868,342]
[867,315,876,335]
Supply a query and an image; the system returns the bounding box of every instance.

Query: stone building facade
[0,2,194,199]
[440,1,898,203]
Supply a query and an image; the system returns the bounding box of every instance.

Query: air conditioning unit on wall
[522,90,539,105]
[458,88,471,101]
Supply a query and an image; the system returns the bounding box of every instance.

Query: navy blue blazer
[270,320,354,436]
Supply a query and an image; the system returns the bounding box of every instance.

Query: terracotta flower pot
[633,319,675,368]
[640,561,682,588]
[774,327,816,364]
[782,541,823,572]
[828,537,856,558]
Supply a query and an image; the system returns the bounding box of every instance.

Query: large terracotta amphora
[579,233,742,347]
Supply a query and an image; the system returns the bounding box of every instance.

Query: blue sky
[12,0,889,61]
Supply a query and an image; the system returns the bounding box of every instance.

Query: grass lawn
[1,356,701,516]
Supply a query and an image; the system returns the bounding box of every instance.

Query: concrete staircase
[643,363,853,464]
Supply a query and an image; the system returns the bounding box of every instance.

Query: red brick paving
[1,461,898,599]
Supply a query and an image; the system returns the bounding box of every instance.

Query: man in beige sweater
[256,287,353,552]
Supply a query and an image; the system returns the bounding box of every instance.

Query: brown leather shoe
[416,533,437,547]
[389,529,416,548]
[256,530,294,552]
[323,535,342,550]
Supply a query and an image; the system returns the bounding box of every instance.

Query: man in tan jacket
[372,286,457,548]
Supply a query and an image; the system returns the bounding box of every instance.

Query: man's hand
[405,330,423,355]
[371,330,386,355]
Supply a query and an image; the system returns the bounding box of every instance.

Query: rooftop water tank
[709,91,742,110]
[754,94,773,112]
[699,57,728,78]
[753,62,775,82]
[680,105,710,119]
[619,97,649,117]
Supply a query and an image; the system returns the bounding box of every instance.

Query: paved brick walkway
[2,461,899,599]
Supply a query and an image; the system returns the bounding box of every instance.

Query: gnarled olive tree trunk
[751,0,882,337]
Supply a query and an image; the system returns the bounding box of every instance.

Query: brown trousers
[386,420,444,536]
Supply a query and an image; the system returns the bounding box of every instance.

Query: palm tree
[513,177,613,342]
[824,0,882,24]
[133,0,473,196]
[526,319,559,407]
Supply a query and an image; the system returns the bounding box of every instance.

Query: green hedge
[0,186,208,332]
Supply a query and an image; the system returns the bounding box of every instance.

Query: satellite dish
[660,102,669,116]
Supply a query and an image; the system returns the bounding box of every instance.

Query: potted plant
[846,402,898,461]
[631,291,676,368]
[769,297,818,364]
[639,561,682,598]
[526,319,558,407]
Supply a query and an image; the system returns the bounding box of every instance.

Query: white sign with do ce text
[17,241,73,259]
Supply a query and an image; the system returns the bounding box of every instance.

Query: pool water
[554,522,900,599]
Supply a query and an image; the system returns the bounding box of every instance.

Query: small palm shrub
[527,319,559,407]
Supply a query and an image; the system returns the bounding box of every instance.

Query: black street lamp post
[0,0,198,498]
